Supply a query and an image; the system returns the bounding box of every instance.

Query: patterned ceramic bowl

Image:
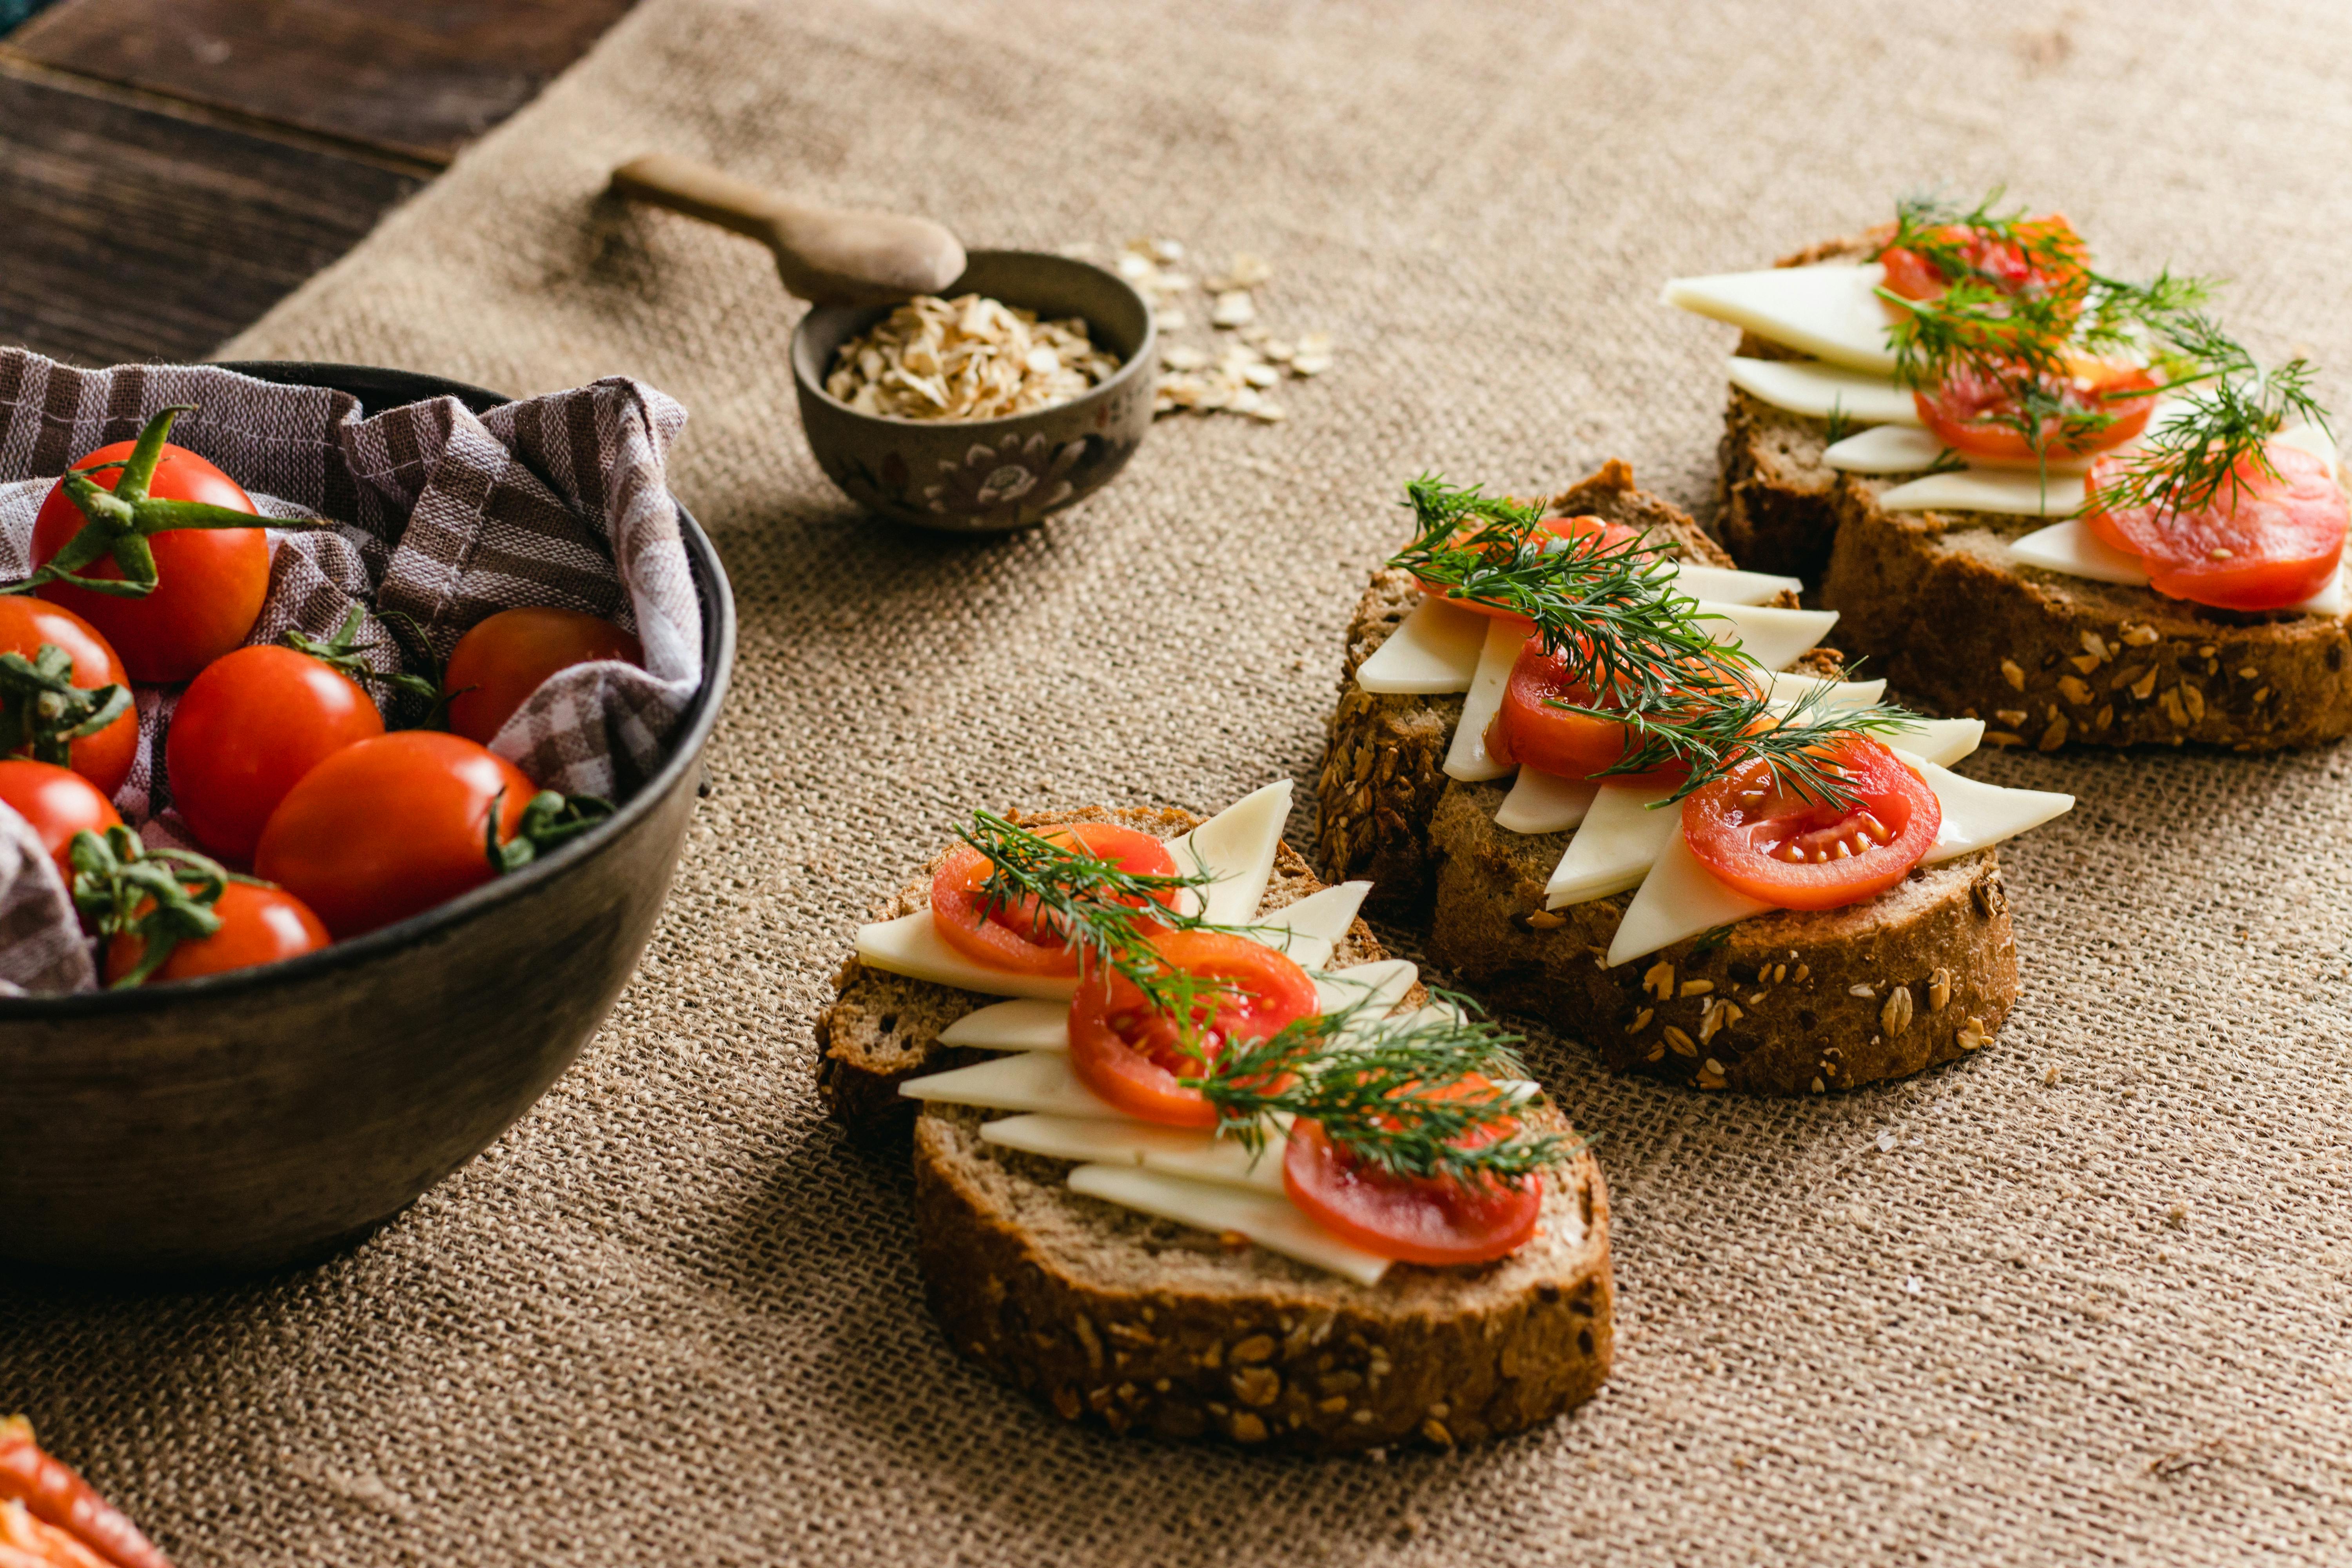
[791,250,1157,532]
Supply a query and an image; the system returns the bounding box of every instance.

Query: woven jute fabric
[5,0,2351,1561]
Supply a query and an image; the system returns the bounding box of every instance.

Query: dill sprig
[1390,476,1924,808]
[2085,337,2328,521]
[1187,993,1576,1187]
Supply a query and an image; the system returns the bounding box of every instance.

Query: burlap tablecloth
[6,1,2350,1562]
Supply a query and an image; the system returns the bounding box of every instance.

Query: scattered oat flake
[1211,290,1257,328]
[1163,346,1209,372]
[1154,309,1189,332]
[826,293,1119,420]
[1290,354,1333,377]
[1875,1131,1898,1153]
[1904,1276,1923,1296]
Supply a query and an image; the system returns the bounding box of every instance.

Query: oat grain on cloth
[6,0,2352,1564]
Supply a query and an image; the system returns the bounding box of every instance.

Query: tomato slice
[1281,1078,1543,1266]
[1067,929,1319,1127]
[931,821,1178,976]
[1879,214,2087,308]
[1914,358,2158,463]
[2082,441,2347,612]
[1485,633,1697,788]
[1414,513,1640,620]
[1681,736,1941,911]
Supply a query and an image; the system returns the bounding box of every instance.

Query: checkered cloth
[0,350,702,992]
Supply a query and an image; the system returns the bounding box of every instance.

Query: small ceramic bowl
[791,250,1157,532]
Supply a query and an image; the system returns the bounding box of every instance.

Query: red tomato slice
[1914,359,2158,463]
[1067,929,1319,1128]
[1682,735,1941,911]
[104,879,331,984]
[0,597,138,797]
[31,441,270,684]
[931,821,1177,976]
[0,759,121,883]
[1880,214,2087,307]
[169,645,385,862]
[1485,634,1693,788]
[445,606,643,746]
[1282,1078,1543,1266]
[2082,441,2347,612]
[1414,514,1640,620]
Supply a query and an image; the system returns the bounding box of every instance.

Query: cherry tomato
[1879,213,2086,307]
[1914,358,2158,463]
[167,645,384,862]
[1681,735,1941,911]
[0,759,120,882]
[103,879,330,984]
[30,441,269,682]
[2083,441,2347,612]
[931,822,1178,976]
[445,606,642,746]
[253,731,534,938]
[1067,930,1320,1128]
[0,597,137,796]
[1414,514,1641,620]
[1282,1079,1544,1266]
[1485,633,1706,788]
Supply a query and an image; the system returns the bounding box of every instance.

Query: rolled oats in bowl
[824,293,1123,421]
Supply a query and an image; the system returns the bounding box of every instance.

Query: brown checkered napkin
[0,349,702,991]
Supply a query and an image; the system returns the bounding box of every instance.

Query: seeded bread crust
[1706,233,2352,750]
[1423,781,2016,1096]
[1317,461,1749,917]
[815,805,1394,1141]
[914,1101,1612,1453]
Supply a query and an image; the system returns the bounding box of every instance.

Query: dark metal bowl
[0,363,735,1279]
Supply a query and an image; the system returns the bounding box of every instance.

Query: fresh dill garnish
[1823,396,1852,446]
[1390,475,1924,808]
[2084,338,2329,521]
[1187,993,1575,1186]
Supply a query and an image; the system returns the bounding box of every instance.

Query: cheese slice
[939,997,1071,1051]
[1877,467,2085,517]
[900,1050,1123,1118]
[1726,356,1919,426]
[1696,601,1840,672]
[1895,716,1985,767]
[2009,519,2351,616]
[1899,751,2075,866]
[1067,1163,1390,1285]
[1662,264,1899,375]
[1174,780,1290,925]
[1824,424,1949,475]
[1311,958,1419,1018]
[1494,768,1600,835]
[1605,820,1773,968]
[855,910,1078,1000]
[1253,881,1370,953]
[1355,595,1489,694]
[1544,780,1676,908]
[1671,561,1807,606]
[1441,616,1525,781]
[1766,672,1887,710]
[981,1112,1290,1194]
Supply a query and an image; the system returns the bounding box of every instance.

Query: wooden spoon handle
[610,152,794,244]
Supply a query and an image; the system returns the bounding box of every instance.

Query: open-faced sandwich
[1666,192,2348,751]
[1318,463,2074,1095]
[815,781,1613,1452]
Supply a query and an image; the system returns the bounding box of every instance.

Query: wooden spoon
[609,153,966,307]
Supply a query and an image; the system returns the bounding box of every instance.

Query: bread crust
[914,1103,1613,1452]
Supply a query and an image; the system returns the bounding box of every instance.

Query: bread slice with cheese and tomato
[816,781,1614,1452]
[1317,461,2073,1096]
[1668,199,2352,752]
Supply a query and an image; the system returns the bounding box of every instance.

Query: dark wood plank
[0,65,422,366]
[8,0,634,163]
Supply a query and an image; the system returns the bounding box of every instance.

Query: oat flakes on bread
[1317,462,2067,1096]
[816,787,1615,1451]
[1686,223,2352,752]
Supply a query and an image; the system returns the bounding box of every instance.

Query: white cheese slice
[854,910,1078,1001]
[938,997,1071,1051]
[1893,716,1985,767]
[1311,957,1419,1018]
[900,1049,1123,1118]
[1824,425,2101,477]
[1662,265,1899,375]
[1766,672,1887,711]
[1354,595,1490,694]
[1067,1163,1390,1285]
[981,1113,1290,1194]
[1696,601,1840,672]
[1441,616,1525,781]
[2008,519,2351,616]
[1725,355,1919,426]
[1877,468,2085,517]
[1252,881,1370,952]
[1605,819,1773,968]
[1494,768,1600,835]
[1174,780,1290,926]
[1544,780,1677,908]
[1671,561,1807,606]
[1898,751,2075,866]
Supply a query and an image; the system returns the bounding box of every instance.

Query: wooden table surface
[0,0,634,367]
